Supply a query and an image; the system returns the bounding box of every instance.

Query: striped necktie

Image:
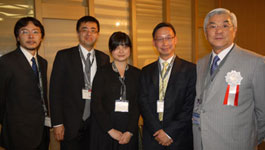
[210,55,220,75]
[159,62,169,121]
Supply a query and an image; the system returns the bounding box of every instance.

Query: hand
[53,125,65,141]
[153,129,173,146]
[119,131,132,144]
[108,129,123,141]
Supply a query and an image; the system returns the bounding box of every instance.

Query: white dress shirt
[211,43,234,66]
[79,44,97,85]
[20,46,38,67]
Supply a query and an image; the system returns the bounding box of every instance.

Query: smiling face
[77,21,99,51]
[111,45,131,62]
[205,13,237,54]
[17,21,43,52]
[153,27,177,60]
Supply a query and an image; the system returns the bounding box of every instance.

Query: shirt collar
[20,46,37,63]
[159,55,174,65]
[79,44,95,59]
[211,43,234,64]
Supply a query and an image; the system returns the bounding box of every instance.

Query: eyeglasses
[155,36,175,43]
[79,29,98,34]
[207,24,233,31]
[20,29,41,35]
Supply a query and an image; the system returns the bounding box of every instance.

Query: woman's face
[111,45,131,62]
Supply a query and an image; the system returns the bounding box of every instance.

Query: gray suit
[193,45,265,150]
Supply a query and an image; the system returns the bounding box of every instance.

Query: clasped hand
[108,129,132,144]
[153,129,173,146]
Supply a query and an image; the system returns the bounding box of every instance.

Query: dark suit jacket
[49,46,110,141]
[138,56,196,150]
[0,48,48,149]
[90,64,140,150]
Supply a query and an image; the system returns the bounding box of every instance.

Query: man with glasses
[193,8,265,150]
[49,16,109,150]
[0,17,49,150]
[138,22,196,150]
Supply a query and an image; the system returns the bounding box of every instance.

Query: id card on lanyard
[156,55,175,113]
[79,47,94,100]
[36,58,51,127]
[112,62,129,113]
[82,89,92,99]
[115,100,129,112]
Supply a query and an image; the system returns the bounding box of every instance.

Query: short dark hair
[14,17,45,46]
[152,22,176,39]
[109,31,132,53]
[76,16,100,32]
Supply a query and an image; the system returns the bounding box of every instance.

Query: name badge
[192,112,200,125]
[157,100,164,113]
[115,100,129,112]
[45,116,51,127]
[82,89,91,99]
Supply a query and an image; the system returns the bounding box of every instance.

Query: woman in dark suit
[90,31,140,150]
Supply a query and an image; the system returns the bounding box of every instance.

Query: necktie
[83,53,92,121]
[159,62,169,121]
[210,55,220,75]
[85,53,91,86]
[31,57,38,77]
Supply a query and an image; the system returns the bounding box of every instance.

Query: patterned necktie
[210,55,220,75]
[85,53,91,85]
[83,53,92,121]
[31,57,38,77]
[159,62,169,121]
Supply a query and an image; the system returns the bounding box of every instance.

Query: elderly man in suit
[49,16,110,150]
[193,8,265,150]
[138,22,196,150]
[0,17,50,150]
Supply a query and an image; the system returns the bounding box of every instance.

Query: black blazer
[90,64,140,150]
[138,56,196,150]
[49,46,110,141]
[0,48,48,149]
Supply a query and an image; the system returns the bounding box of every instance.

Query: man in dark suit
[49,16,110,150]
[138,22,196,150]
[0,17,50,150]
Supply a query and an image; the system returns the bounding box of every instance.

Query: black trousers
[61,118,91,150]
[38,126,50,150]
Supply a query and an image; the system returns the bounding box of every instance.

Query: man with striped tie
[138,22,196,150]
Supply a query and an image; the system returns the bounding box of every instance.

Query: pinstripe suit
[193,45,265,150]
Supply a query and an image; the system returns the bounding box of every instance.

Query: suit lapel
[166,56,181,89]
[152,61,159,100]
[199,54,212,98]
[15,48,38,81]
[37,55,45,80]
[163,57,181,102]
[71,46,85,88]
[95,50,101,68]
[203,46,240,103]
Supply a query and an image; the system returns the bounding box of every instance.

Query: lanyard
[119,77,126,100]
[158,55,176,80]
[112,62,128,100]
[158,55,176,99]
[79,47,94,89]
[35,58,48,117]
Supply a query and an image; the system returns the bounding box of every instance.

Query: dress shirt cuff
[53,124,63,128]
[166,133,172,139]
[128,131,133,136]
